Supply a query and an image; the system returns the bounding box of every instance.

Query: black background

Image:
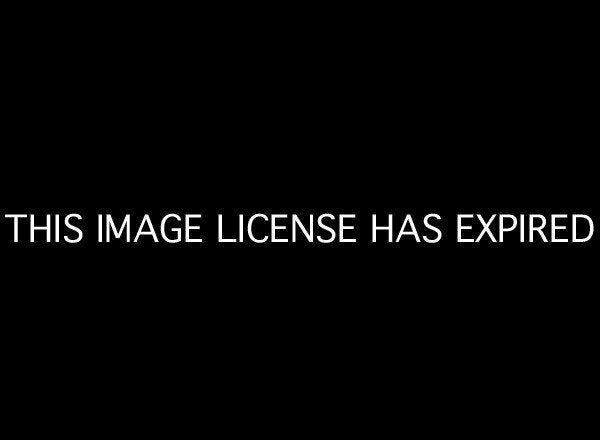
[1,6,597,434]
